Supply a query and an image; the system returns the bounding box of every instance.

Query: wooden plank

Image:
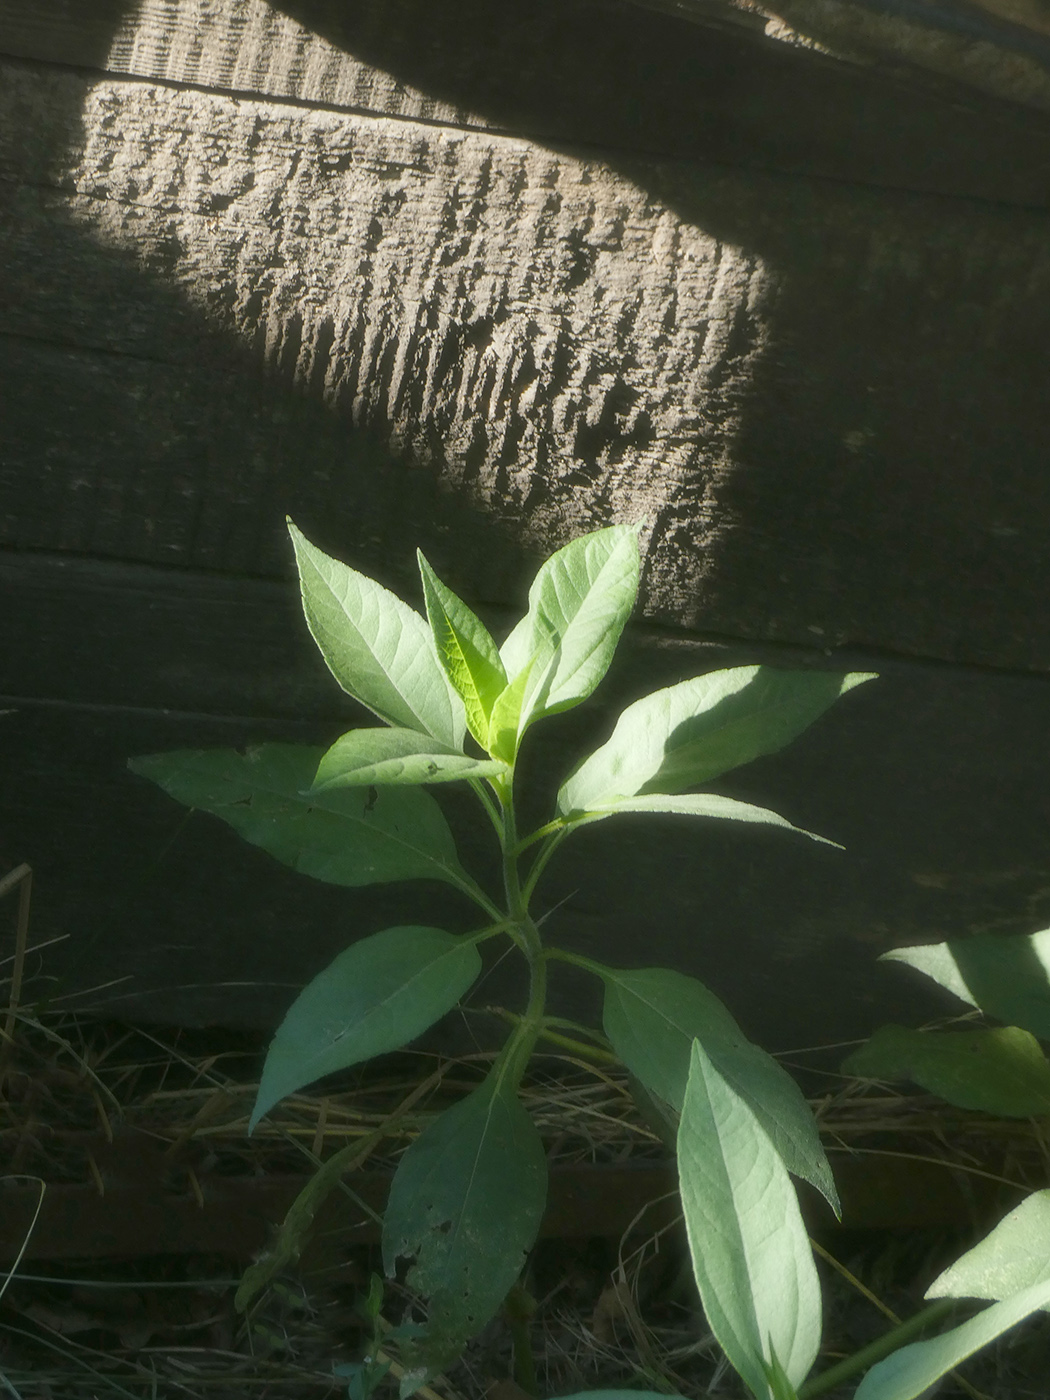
[3,0,1050,201]
[5,554,1050,1048]
[3,60,1050,666]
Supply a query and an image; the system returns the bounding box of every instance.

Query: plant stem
[797,1299,958,1400]
[468,777,504,837]
[450,869,505,923]
[544,946,609,977]
[490,1008,620,1065]
[513,817,568,856]
[504,1282,539,1394]
[520,826,571,905]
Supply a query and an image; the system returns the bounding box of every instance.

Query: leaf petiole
[468,777,504,837]
[520,827,572,906]
[462,919,519,947]
[511,817,571,858]
[488,1010,620,1066]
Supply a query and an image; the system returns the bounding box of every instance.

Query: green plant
[556,925,1050,1400]
[648,927,1050,1400]
[129,521,1050,1399]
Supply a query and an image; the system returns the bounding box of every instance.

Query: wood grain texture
[4,0,1050,201]
[4,50,1050,666]
[5,554,1050,1042]
[0,60,768,587]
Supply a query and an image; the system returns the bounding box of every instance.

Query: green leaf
[485,658,536,764]
[842,1025,1050,1117]
[500,524,640,737]
[927,1191,1050,1307]
[288,520,464,748]
[762,1345,802,1400]
[558,667,874,815]
[129,745,471,892]
[601,967,839,1214]
[882,929,1050,1039]
[562,793,838,848]
[311,728,507,790]
[381,1060,547,1376]
[678,1040,822,1396]
[853,1278,1050,1400]
[250,926,482,1130]
[417,553,507,748]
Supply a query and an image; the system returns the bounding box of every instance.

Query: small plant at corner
[130,522,1050,1400]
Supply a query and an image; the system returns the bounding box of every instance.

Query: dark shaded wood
[5,553,1050,1049]
[0,1130,1019,1263]
[3,50,1050,667]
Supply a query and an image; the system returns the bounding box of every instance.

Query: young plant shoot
[132,522,1050,1399]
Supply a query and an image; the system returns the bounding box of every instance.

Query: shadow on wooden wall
[3,0,1050,1045]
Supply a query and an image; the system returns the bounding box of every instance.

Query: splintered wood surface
[2,0,1050,666]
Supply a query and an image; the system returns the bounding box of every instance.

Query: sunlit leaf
[883,929,1050,1039]
[417,553,506,748]
[500,525,640,737]
[559,667,873,814]
[311,728,506,790]
[843,1024,1050,1117]
[562,792,838,847]
[854,1278,1050,1400]
[251,926,482,1129]
[601,966,839,1213]
[289,521,464,748]
[679,1040,822,1395]
[927,1190,1050,1306]
[485,659,535,764]
[129,745,470,890]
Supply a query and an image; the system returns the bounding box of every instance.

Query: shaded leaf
[679,1040,822,1395]
[601,967,839,1214]
[251,926,482,1129]
[417,553,506,747]
[500,525,639,737]
[854,1278,1050,1400]
[236,1134,383,1307]
[312,728,506,790]
[842,1024,1050,1117]
[883,929,1050,1039]
[559,667,873,814]
[289,521,464,748]
[382,1061,547,1377]
[563,792,838,848]
[129,745,470,891]
[927,1191,1050,1307]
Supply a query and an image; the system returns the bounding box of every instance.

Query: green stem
[504,1283,538,1394]
[449,869,505,923]
[468,777,504,837]
[463,918,518,947]
[512,817,568,857]
[521,826,572,905]
[490,1008,620,1065]
[544,946,611,978]
[797,1299,958,1400]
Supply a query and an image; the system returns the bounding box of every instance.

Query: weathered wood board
[2,2,1050,667]
[5,551,1050,1049]
[3,0,1050,1047]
